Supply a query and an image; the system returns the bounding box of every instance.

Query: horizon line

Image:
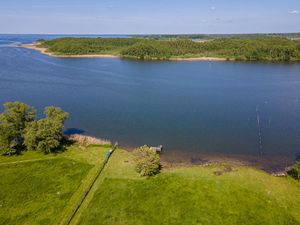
[1,32,300,36]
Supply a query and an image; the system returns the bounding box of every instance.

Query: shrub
[287,162,300,180]
[67,134,111,148]
[133,145,160,177]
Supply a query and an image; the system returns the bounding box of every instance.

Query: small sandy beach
[170,57,229,61]
[20,43,119,58]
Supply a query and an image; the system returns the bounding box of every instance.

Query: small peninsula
[21,36,300,62]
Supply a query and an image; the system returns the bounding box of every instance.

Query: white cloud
[210,6,216,11]
[289,10,299,14]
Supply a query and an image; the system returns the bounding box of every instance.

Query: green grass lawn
[78,149,300,225]
[0,145,109,225]
[1,147,300,225]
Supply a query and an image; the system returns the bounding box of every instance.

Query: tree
[133,145,160,177]
[0,102,36,153]
[287,162,300,180]
[0,123,15,153]
[24,107,69,154]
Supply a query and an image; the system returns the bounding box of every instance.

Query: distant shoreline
[19,43,229,61]
[19,43,119,58]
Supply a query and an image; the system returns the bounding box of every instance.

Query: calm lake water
[1,35,300,169]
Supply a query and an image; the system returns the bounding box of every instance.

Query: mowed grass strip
[58,146,112,225]
[0,158,92,225]
[78,150,300,225]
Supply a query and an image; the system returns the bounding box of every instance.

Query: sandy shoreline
[20,43,229,61]
[19,44,119,58]
[170,57,229,61]
[120,144,294,174]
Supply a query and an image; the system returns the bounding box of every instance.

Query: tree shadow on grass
[51,136,76,155]
[2,128,86,157]
[51,128,87,155]
[52,128,86,154]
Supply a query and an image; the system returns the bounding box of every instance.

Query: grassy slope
[0,145,109,225]
[78,149,300,225]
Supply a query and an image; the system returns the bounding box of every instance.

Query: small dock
[150,145,163,153]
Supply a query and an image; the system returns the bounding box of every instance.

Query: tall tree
[24,106,69,153]
[0,102,36,153]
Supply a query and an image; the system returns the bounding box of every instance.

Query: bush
[67,134,111,148]
[133,145,160,177]
[287,162,300,180]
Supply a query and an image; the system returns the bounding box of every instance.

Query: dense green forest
[139,32,300,40]
[40,37,300,61]
[41,37,141,55]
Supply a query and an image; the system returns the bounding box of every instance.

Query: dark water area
[1,35,300,170]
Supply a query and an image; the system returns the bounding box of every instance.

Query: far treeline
[40,36,300,61]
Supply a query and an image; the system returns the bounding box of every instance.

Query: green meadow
[79,150,300,225]
[1,147,300,225]
[0,146,108,225]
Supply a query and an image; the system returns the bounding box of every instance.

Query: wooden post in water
[256,106,263,156]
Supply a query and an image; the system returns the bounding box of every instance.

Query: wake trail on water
[28,54,125,78]
[0,40,21,47]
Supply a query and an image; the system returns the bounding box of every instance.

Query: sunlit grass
[78,150,300,225]
[0,158,91,225]
[0,145,109,225]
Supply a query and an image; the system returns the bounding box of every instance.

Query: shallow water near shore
[1,35,300,170]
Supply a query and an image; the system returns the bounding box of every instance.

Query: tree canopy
[0,102,68,155]
[0,102,36,153]
[24,107,69,153]
[40,37,300,62]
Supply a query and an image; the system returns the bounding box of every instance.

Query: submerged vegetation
[39,36,300,61]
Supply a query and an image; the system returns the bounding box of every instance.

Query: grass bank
[0,158,91,225]
[1,147,300,225]
[0,145,109,225]
[78,149,300,225]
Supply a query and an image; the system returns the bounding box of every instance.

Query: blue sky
[1,0,300,34]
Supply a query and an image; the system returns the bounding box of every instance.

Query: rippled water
[1,35,300,169]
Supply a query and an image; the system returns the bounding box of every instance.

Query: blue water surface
[1,34,300,164]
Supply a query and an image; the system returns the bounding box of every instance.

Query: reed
[67,134,111,147]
